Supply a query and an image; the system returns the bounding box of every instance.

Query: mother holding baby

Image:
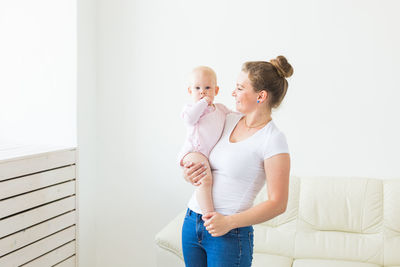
[181,56,293,267]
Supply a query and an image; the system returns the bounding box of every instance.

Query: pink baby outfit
[178,98,231,166]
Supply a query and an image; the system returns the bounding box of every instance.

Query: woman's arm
[203,153,290,235]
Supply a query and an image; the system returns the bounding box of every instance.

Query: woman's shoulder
[261,122,289,159]
[262,120,283,135]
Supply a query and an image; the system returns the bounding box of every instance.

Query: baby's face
[188,70,219,103]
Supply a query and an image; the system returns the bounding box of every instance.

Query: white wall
[79,0,400,266]
[0,0,76,147]
[77,0,97,266]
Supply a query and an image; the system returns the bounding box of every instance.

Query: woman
[182,56,293,267]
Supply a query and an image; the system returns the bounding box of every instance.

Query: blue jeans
[182,208,254,267]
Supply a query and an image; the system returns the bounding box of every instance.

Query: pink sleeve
[181,99,209,125]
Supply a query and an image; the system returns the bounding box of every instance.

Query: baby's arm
[181,99,209,125]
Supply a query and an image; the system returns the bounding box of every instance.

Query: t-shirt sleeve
[263,131,290,160]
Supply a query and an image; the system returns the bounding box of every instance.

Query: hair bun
[270,55,293,78]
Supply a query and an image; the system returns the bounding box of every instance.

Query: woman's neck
[244,109,272,128]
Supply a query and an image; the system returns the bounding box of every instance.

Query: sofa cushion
[294,230,383,264]
[252,253,293,267]
[253,221,296,257]
[292,258,381,267]
[384,180,400,266]
[296,177,384,265]
[254,176,300,228]
[299,177,383,233]
[252,176,299,257]
[155,210,185,260]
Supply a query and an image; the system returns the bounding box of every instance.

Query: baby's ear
[187,87,192,94]
[214,86,220,95]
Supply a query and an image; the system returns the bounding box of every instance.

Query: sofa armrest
[155,210,186,262]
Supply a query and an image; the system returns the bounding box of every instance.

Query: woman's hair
[242,55,293,110]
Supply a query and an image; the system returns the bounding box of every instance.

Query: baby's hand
[203,96,212,105]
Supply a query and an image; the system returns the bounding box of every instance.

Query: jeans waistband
[186,208,202,218]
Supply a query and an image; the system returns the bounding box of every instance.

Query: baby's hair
[188,66,218,87]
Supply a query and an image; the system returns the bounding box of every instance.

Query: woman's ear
[258,90,268,102]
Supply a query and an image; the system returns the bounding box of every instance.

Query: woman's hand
[202,212,233,237]
[183,161,207,186]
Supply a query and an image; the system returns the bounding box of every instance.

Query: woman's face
[232,71,259,113]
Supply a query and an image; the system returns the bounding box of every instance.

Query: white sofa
[155,176,400,267]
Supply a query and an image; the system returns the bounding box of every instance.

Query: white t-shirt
[187,112,290,215]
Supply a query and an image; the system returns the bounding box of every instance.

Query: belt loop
[188,209,192,216]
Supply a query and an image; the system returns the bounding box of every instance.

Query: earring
[257,100,260,103]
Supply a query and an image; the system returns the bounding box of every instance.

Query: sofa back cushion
[295,177,384,265]
[299,177,383,233]
[252,176,400,266]
[252,176,300,257]
[383,180,400,266]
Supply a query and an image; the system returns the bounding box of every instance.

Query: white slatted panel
[0,166,76,200]
[21,241,75,267]
[0,211,76,256]
[0,196,75,238]
[0,148,75,181]
[0,181,75,218]
[0,148,77,267]
[0,226,76,267]
[53,256,76,267]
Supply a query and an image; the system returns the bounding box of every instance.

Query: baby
[178,66,230,215]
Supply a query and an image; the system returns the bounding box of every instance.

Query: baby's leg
[182,152,214,215]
